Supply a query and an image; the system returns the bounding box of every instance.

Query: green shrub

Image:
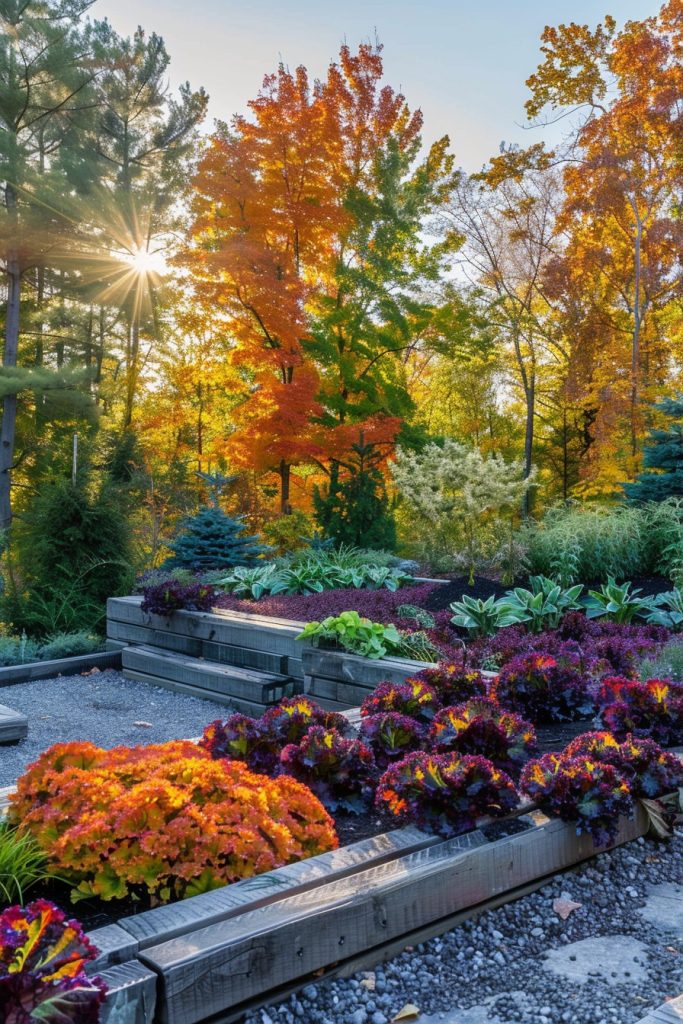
[38,631,102,660]
[5,477,133,636]
[524,504,645,584]
[262,511,315,556]
[313,438,396,551]
[639,641,683,683]
[164,506,268,571]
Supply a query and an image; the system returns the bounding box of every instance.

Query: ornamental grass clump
[280,727,376,814]
[520,752,633,846]
[0,899,107,1024]
[428,697,537,776]
[493,653,593,723]
[411,663,487,705]
[10,740,337,904]
[376,751,518,838]
[564,731,683,799]
[358,712,425,771]
[360,678,442,725]
[597,677,683,745]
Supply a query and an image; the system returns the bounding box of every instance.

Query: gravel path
[245,831,683,1024]
[0,669,232,786]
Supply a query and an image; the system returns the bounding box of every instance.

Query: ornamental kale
[411,663,488,705]
[597,677,683,745]
[140,578,217,615]
[564,731,683,799]
[360,679,442,725]
[376,751,518,838]
[200,697,351,775]
[0,899,107,1024]
[520,752,633,846]
[358,712,425,771]
[428,697,537,776]
[493,654,593,723]
[280,727,376,814]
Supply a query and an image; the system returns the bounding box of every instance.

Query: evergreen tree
[4,475,134,635]
[164,508,267,571]
[313,436,396,550]
[624,396,683,502]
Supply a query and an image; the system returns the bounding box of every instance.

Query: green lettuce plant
[297,611,403,659]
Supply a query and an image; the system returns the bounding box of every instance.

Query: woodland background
[0,0,682,631]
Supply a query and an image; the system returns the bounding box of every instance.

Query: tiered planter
[107,597,441,713]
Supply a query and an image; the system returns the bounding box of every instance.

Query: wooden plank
[635,994,683,1023]
[97,960,157,1024]
[0,650,121,688]
[0,703,28,742]
[302,648,434,688]
[121,647,293,703]
[121,669,270,716]
[87,924,139,971]
[141,808,647,1024]
[107,599,305,659]
[118,826,437,950]
[306,676,376,706]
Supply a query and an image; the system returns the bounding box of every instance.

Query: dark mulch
[535,719,594,755]
[422,575,510,612]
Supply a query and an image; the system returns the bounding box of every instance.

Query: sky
[91,0,656,170]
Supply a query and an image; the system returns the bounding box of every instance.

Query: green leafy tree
[391,439,533,581]
[313,435,396,550]
[624,396,683,503]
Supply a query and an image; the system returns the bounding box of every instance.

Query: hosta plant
[449,594,513,637]
[646,589,683,631]
[360,678,442,725]
[520,752,633,845]
[358,712,425,771]
[564,731,683,799]
[428,697,537,776]
[493,654,593,723]
[499,576,584,633]
[280,727,376,814]
[597,677,683,745]
[0,899,107,1024]
[584,578,656,624]
[10,740,337,903]
[411,664,487,705]
[376,751,518,838]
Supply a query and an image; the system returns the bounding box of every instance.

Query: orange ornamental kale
[564,730,683,799]
[0,899,107,1024]
[9,740,337,904]
[493,653,593,723]
[428,697,537,777]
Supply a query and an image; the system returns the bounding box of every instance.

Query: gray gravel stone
[0,669,234,785]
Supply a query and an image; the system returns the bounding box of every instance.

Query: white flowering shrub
[391,440,534,580]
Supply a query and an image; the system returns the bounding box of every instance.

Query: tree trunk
[279,460,291,515]
[123,317,139,428]
[0,184,21,530]
[630,214,643,464]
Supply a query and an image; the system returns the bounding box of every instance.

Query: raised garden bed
[80,800,651,1024]
[0,648,121,687]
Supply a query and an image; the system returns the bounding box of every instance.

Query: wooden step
[0,703,28,743]
[121,645,298,706]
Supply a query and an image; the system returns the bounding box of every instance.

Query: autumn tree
[526,1,683,494]
[183,43,455,514]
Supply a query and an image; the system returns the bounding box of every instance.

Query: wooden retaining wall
[108,597,444,713]
[79,803,649,1024]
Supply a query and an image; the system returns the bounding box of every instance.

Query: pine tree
[164,508,267,571]
[624,396,683,502]
[313,436,396,550]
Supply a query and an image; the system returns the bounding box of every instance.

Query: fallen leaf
[134,721,154,728]
[392,1005,420,1022]
[81,667,101,675]
[552,897,582,920]
[360,972,376,991]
